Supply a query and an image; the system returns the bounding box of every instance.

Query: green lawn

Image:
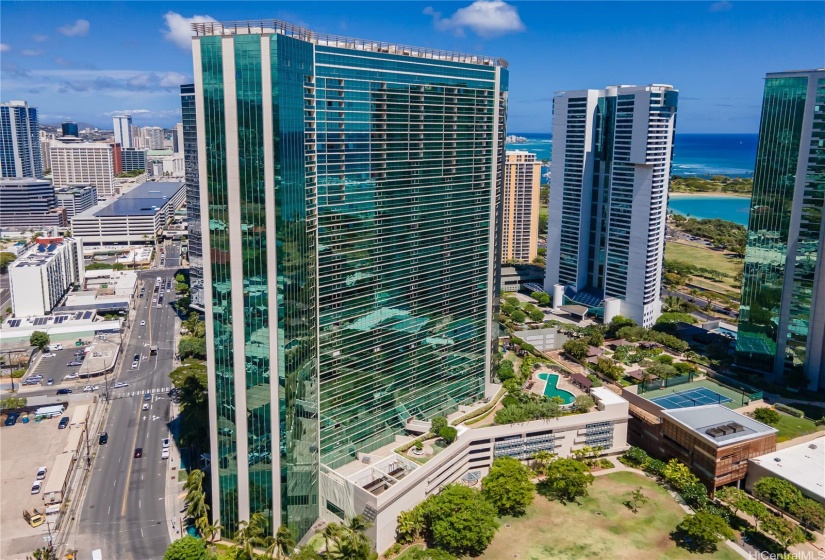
[665,242,743,292]
[773,411,822,443]
[395,543,426,559]
[478,471,741,560]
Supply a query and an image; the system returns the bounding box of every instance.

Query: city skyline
[1,1,822,133]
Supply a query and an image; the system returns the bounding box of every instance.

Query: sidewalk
[165,311,186,544]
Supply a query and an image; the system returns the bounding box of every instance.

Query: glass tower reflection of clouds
[192,20,508,541]
[735,69,825,391]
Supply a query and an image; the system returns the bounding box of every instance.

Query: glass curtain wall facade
[181,84,204,310]
[736,70,825,391]
[1,100,43,179]
[193,21,507,542]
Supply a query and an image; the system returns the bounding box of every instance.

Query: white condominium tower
[545,85,678,327]
[49,141,117,197]
[112,114,133,148]
[502,150,541,263]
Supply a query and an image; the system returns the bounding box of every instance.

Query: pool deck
[530,367,585,401]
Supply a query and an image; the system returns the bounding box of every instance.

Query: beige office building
[49,141,116,197]
[502,150,541,263]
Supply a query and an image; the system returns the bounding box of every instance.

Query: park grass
[773,411,822,443]
[478,471,741,560]
[395,543,426,559]
[665,241,743,292]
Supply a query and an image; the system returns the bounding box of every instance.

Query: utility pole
[44,518,55,557]
[84,410,91,468]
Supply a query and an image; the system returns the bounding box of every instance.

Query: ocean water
[505,132,758,178]
[668,195,751,226]
[506,132,758,223]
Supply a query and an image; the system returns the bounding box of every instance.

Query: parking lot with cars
[0,399,97,559]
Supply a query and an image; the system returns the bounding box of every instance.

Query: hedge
[775,403,804,418]
[453,388,506,426]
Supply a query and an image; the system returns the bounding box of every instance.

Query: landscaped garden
[478,470,741,560]
[770,411,821,443]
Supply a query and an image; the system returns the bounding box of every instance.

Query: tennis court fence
[638,373,694,394]
[708,373,764,401]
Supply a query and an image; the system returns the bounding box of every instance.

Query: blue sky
[1,1,822,133]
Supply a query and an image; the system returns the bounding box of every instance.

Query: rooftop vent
[809,444,818,450]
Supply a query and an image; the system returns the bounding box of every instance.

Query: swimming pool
[537,373,576,405]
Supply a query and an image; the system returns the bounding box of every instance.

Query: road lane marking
[121,403,143,516]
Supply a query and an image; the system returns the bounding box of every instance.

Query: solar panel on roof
[83,311,93,319]
[75,312,84,319]
[9,319,21,327]
[54,316,65,324]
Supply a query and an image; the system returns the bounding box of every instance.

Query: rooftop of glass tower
[190,18,509,68]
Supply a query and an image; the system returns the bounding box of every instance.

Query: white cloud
[58,19,90,37]
[32,34,49,43]
[103,108,181,119]
[710,1,733,12]
[163,11,216,50]
[22,49,45,57]
[424,0,525,38]
[0,43,10,52]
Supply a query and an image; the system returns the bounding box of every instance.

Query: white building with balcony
[8,236,85,316]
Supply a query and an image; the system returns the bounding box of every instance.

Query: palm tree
[262,525,295,559]
[321,523,346,556]
[236,512,268,560]
[185,487,208,520]
[196,515,222,544]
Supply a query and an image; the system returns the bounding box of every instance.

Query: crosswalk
[116,387,171,397]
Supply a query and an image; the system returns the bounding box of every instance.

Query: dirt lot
[0,400,96,559]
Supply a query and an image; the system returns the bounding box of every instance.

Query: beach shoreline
[669,191,751,199]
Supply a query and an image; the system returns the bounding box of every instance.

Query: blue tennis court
[650,387,733,409]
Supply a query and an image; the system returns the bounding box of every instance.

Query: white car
[36,466,47,480]
[64,373,79,380]
[132,361,139,369]
[140,320,146,326]
[161,448,170,460]
[162,438,170,448]
[142,402,150,411]
[113,381,129,389]
[31,480,42,494]
[152,297,157,303]
[82,385,99,392]
[42,353,56,358]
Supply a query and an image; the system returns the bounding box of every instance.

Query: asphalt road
[0,270,10,317]
[72,269,181,560]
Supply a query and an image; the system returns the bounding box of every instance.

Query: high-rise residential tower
[61,121,79,138]
[142,126,164,150]
[545,85,678,327]
[180,84,203,310]
[502,150,541,263]
[112,114,133,148]
[192,19,507,540]
[736,69,825,391]
[1,100,43,179]
[49,141,116,197]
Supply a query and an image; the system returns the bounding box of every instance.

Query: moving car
[113,382,129,388]
[142,402,150,411]
[64,373,79,380]
[58,417,70,428]
[31,481,42,494]
[144,393,151,401]
[67,361,83,367]
[140,320,146,326]
[134,448,143,458]
[4,413,20,426]
[99,432,108,445]
[36,466,47,480]
[56,389,73,395]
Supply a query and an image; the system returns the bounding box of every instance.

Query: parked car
[42,353,56,358]
[82,385,99,392]
[31,481,42,494]
[161,448,170,460]
[36,466,47,480]
[140,320,146,326]
[56,389,72,395]
[134,354,140,362]
[58,417,70,429]
[99,432,108,445]
[4,413,20,426]
[134,448,143,458]
[113,382,129,389]
[162,438,170,448]
[47,344,63,352]
[132,361,139,369]
[47,378,54,386]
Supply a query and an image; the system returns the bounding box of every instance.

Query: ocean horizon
[507,132,757,223]
[506,132,758,178]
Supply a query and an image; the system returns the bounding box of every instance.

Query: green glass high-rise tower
[736,69,825,391]
[191,19,508,539]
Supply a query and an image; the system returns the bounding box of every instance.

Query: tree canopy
[482,456,535,516]
[162,536,208,560]
[30,331,50,350]
[675,512,734,553]
[537,458,594,503]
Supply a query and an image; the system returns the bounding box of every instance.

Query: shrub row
[774,403,804,418]
[456,388,506,426]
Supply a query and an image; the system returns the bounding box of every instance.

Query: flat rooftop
[75,181,184,218]
[749,436,825,502]
[663,405,777,447]
[10,238,76,269]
